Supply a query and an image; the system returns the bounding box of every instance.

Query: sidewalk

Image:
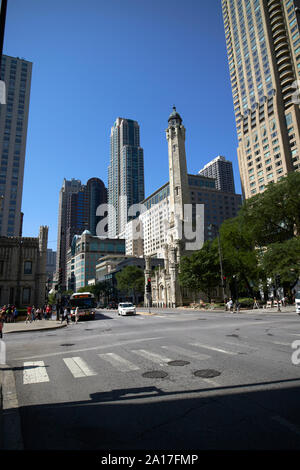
[2,318,67,334]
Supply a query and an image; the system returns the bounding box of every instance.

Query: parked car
[118,302,136,316]
[107,301,118,310]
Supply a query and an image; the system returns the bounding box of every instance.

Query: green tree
[179,241,220,302]
[260,237,300,292]
[240,172,300,245]
[91,281,111,303]
[219,214,261,297]
[115,266,144,304]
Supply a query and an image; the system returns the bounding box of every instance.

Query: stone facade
[0,226,48,307]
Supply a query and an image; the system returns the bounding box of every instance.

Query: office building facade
[0,55,32,236]
[108,117,144,237]
[198,155,236,193]
[222,0,300,199]
[56,177,107,289]
[66,230,125,291]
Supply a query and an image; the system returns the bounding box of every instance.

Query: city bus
[69,292,96,321]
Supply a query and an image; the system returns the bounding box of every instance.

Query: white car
[118,302,136,316]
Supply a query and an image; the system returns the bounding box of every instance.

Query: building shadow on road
[6,376,300,452]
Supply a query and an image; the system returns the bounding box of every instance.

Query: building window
[22,287,31,304]
[24,261,32,275]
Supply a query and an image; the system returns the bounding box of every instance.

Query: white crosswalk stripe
[98,353,140,372]
[131,349,172,365]
[161,345,210,360]
[63,357,97,378]
[23,361,50,384]
[190,342,238,355]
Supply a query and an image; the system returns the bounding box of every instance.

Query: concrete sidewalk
[2,318,67,334]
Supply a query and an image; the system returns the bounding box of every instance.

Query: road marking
[272,416,300,437]
[190,342,237,355]
[63,357,97,378]
[15,336,165,361]
[161,345,210,360]
[98,353,140,372]
[272,341,291,346]
[131,349,172,365]
[23,361,50,384]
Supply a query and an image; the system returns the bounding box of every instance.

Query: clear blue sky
[4,0,239,250]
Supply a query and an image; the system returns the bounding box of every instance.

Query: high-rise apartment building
[56,177,107,289]
[0,55,32,236]
[108,118,144,238]
[222,0,300,199]
[198,155,236,193]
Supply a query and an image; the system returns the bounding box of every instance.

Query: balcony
[278,61,293,73]
[274,34,288,47]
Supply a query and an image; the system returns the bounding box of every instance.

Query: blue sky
[4,0,239,250]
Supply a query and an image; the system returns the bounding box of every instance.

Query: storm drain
[168,360,190,366]
[142,371,168,379]
[194,369,221,378]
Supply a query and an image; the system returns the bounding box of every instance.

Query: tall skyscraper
[56,178,82,289]
[222,0,300,199]
[56,177,107,289]
[108,117,144,237]
[0,55,32,236]
[198,155,236,193]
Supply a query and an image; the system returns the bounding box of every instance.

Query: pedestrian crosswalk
[19,341,241,385]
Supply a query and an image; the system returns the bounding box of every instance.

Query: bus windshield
[70,298,96,309]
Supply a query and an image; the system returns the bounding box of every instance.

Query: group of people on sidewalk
[25,304,52,323]
[0,304,19,323]
[58,305,80,325]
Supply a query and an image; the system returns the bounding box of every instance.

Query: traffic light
[275,274,281,289]
[223,276,227,288]
[146,278,151,293]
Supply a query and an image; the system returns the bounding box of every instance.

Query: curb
[3,322,67,334]
[0,364,23,449]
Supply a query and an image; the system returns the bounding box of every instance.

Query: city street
[2,307,300,452]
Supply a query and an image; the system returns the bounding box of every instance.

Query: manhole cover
[142,371,168,379]
[168,360,190,366]
[194,369,221,378]
[60,344,75,347]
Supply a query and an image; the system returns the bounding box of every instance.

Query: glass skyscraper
[222,0,300,199]
[108,117,144,237]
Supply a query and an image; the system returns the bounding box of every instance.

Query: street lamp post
[209,224,225,304]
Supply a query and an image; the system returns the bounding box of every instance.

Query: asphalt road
[3,308,300,452]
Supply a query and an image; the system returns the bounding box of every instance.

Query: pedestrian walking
[31,306,36,322]
[5,305,12,323]
[61,307,70,324]
[46,304,52,320]
[0,311,4,338]
[25,305,32,323]
[13,307,18,323]
[253,297,259,309]
[75,306,80,324]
